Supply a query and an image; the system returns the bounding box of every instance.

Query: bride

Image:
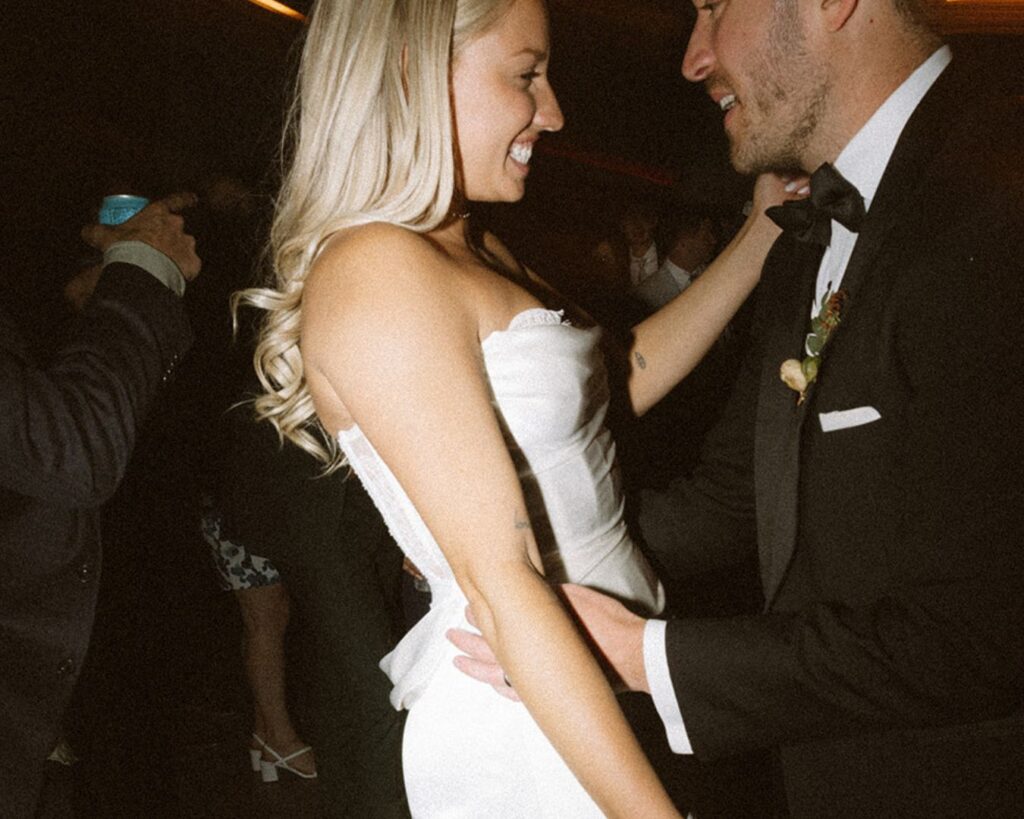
[242,0,796,815]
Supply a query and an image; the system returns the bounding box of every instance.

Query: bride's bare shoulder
[309,223,447,293]
[303,223,476,349]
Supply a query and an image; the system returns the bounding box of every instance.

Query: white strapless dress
[337,308,665,818]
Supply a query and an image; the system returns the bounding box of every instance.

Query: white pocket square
[818,406,881,433]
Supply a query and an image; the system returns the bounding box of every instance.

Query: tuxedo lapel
[754,238,821,606]
[816,61,962,371]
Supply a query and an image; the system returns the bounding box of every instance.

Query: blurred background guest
[631,209,718,316]
[592,199,661,292]
[200,507,318,783]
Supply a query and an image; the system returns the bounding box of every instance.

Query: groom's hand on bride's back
[446,619,522,702]
[558,584,651,694]
[446,583,651,697]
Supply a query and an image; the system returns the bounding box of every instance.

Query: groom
[454,0,1024,815]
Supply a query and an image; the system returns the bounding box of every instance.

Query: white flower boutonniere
[780,289,847,405]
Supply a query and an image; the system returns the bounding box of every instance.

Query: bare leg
[235,584,317,777]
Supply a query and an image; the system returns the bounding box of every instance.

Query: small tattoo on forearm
[634,351,647,370]
[514,513,531,531]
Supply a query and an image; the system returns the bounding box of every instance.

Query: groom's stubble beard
[724,0,833,176]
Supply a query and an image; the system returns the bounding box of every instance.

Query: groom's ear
[818,0,859,32]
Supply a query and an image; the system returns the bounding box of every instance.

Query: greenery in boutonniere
[780,288,847,404]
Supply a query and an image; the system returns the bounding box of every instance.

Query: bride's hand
[750,171,810,219]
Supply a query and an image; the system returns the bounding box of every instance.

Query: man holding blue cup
[0,192,202,817]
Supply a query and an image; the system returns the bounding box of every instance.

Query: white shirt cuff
[103,241,186,297]
[644,618,693,754]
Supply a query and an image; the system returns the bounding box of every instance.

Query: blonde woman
[242,0,797,815]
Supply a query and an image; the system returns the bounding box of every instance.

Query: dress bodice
[337,308,664,709]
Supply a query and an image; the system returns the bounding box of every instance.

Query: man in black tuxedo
[456,1,1024,815]
[0,195,201,817]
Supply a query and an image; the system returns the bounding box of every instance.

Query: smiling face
[451,0,564,202]
[683,0,831,174]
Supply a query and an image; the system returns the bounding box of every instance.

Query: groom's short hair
[891,0,943,34]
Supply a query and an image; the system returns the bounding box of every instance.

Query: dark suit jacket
[640,60,1024,817]
[0,265,191,817]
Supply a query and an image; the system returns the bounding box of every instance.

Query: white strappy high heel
[249,733,266,772]
[259,743,318,782]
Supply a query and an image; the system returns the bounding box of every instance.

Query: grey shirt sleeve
[103,240,186,297]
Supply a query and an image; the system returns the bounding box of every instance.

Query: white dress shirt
[643,45,953,755]
[632,258,702,313]
[629,243,660,287]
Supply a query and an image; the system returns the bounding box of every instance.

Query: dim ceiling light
[245,0,305,21]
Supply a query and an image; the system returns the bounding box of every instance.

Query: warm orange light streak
[245,0,305,21]
[938,0,1024,31]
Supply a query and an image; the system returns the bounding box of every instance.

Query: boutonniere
[780,288,847,404]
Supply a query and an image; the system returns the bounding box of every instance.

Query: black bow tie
[766,163,866,246]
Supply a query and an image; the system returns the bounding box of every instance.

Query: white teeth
[720,94,737,112]
[510,143,533,165]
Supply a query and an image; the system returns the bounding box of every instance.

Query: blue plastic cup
[98,194,150,226]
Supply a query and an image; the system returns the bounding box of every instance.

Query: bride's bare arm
[627,173,803,416]
[301,224,680,819]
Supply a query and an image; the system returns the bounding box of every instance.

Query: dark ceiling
[8,0,713,188]
[9,0,1021,203]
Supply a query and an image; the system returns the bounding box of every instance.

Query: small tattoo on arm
[634,351,647,370]
[514,513,531,531]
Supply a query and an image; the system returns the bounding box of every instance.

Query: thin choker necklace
[448,197,471,221]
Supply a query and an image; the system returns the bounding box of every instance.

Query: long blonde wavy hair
[237,0,514,468]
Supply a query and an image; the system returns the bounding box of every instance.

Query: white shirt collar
[834,45,952,210]
[633,243,658,267]
[630,242,660,285]
[661,257,692,286]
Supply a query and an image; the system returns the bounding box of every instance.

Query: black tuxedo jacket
[640,60,1024,817]
[0,266,191,817]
